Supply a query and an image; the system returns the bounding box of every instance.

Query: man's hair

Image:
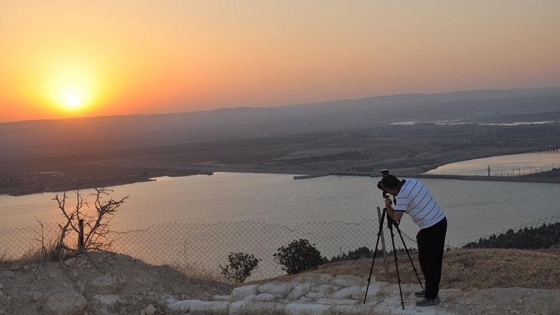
[380,175,401,189]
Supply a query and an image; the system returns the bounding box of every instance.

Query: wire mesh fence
[0,224,59,261]
[107,217,421,281]
[1,214,559,282]
[1,212,418,281]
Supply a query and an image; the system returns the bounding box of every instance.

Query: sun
[58,85,88,111]
[49,78,94,113]
[44,61,98,115]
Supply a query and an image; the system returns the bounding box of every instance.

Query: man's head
[379,175,401,195]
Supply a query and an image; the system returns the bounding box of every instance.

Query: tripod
[363,206,423,309]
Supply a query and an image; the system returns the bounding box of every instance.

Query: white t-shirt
[394,178,445,229]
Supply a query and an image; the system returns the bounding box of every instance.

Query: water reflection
[426,151,560,176]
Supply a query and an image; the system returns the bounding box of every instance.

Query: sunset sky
[1,1,559,123]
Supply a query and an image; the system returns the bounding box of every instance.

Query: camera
[377,169,390,198]
[377,169,396,227]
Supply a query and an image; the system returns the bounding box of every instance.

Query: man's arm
[384,198,404,223]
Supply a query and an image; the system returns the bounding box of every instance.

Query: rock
[359,282,384,300]
[167,299,204,312]
[287,283,312,300]
[330,286,362,299]
[315,298,358,305]
[86,274,123,296]
[331,275,366,287]
[306,284,340,299]
[92,295,121,306]
[189,300,229,314]
[75,281,86,296]
[31,291,44,301]
[258,281,294,298]
[379,282,399,295]
[160,294,177,305]
[44,292,88,315]
[167,299,229,314]
[296,296,313,303]
[228,300,248,314]
[331,304,376,315]
[231,285,258,301]
[285,302,332,315]
[371,294,405,312]
[231,301,286,314]
[254,293,276,302]
[143,304,157,315]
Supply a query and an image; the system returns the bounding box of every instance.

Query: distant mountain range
[1,87,559,151]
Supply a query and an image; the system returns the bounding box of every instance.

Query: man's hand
[384,197,392,209]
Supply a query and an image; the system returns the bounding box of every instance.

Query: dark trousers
[416,217,447,300]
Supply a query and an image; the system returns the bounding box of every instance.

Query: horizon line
[2,86,559,125]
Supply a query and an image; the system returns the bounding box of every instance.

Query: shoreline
[294,171,560,183]
[2,166,559,198]
[416,173,560,183]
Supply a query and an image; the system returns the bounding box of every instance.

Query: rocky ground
[0,252,233,315]
[1,251,559,314]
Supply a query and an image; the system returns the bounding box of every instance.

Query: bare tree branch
[51,187,128,260]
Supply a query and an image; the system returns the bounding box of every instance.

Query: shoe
[416,297,441,306]
[414,289,425,297]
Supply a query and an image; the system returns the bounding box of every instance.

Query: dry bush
[9,249,46,265]
[53,188,128,259]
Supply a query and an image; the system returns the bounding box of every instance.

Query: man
[379,174,447,307]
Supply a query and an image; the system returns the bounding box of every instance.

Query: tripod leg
[389,224,405,310]
[363,209,386,304]
[394,225,423,289]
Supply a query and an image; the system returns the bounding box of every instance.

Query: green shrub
[219,252,260,283]
[274,239,323,275]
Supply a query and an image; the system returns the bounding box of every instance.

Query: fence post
[377,207,389,276]
[78,219,84,252]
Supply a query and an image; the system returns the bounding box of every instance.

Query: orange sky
[1,1,559,123]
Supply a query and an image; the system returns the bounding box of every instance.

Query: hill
[1,249,558,314]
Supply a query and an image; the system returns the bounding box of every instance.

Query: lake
[1,172,559,248]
